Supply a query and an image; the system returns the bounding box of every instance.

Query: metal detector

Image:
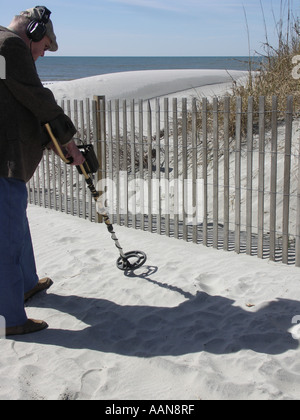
[45,123,147,272]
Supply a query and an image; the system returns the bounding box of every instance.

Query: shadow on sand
[13,266,300,357]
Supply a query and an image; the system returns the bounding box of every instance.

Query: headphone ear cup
[26,20,47,42]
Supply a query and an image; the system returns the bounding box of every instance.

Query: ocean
[36,56,262,82]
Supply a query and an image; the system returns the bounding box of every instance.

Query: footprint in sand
[79,369,104,399]
[194,273,219,294]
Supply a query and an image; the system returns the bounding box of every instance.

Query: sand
[1,69,300,401]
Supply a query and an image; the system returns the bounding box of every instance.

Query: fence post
[213,98,219,249]
[282,95,293,264]
[123,99,129,227]
[269,96,278,262]
[202,98,208,247]
[156,98,161,235]
[93,95,106,223]
[147,100,153,233]
[192,97,198,243]
[296,127,300,267]
[257,96,265,259]
[235,97,242,254]
[223,97,230,251]
[115,99,121,225]
[246,96,253,255]
[182,98,188,241]
[173,98,179,239]
[130,99,136,229]
[139,99,144,231]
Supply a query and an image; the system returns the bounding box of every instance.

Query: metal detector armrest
[76,144,99,175]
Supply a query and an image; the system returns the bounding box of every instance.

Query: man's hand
[64,141,85,166]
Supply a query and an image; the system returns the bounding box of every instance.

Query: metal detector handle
[45,123,74,165]
[45,123,98,198]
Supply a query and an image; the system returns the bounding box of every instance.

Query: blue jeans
[0,178,38,327]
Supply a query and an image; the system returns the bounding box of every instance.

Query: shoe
[24,278,53,302]
[6,319,48,336]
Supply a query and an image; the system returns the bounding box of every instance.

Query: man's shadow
[15,265,300,357]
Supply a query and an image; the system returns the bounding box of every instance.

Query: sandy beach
[1,69,300,401]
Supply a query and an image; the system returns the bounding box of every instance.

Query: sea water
[36,56,262,82]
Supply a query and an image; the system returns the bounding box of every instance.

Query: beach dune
[48,69,249,101]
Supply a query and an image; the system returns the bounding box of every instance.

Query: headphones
[26,6,51,43]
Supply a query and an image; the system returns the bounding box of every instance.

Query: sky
[1,0,299,56]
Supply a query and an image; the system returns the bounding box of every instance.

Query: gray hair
[9,15,30,33]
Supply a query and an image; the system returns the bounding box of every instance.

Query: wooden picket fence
[27,95,300,267]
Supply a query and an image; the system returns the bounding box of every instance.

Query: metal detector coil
[44,123,147,272]
[117,251,147,271]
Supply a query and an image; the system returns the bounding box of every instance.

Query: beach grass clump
[180,2,300,163]
[233,4,300,115]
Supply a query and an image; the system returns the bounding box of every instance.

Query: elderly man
[0,6,84,336]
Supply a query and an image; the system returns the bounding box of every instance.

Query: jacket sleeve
[1,35,76,144]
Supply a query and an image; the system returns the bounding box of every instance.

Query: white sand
[1,69,300,401]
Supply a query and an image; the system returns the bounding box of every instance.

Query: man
[0,6,84,336]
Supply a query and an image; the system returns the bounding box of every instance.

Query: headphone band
[36,6,51,24]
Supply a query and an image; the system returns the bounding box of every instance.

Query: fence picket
[257,96,265,259]
[246,97,253,255]
[213,98,219,249]
[73,100,80,217]
[147,100,153,233]
[202,98,208,247]
[122,99,129,227]
[130,99,136,229]
[156,98,161,235]
[164,98,170,237]
[173,98,179,240]
[182,98,188,241]
[192,98,198,244]
[85,98,93,221]
[282,96,293,264]
[66,100,74,216]
[235,97,242,254]
[223,97,230,251]
[296,129,300,267]
[139,99,144,231]
[269,96,278,261]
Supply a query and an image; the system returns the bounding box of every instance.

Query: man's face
[30,35,51,61]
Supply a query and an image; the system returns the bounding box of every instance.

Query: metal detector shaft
[45,123,127,259]
[45,123,147,271]
[77,164,128,261]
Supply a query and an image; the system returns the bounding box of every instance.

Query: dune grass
[234,1,300,113]
[185,2,300,143]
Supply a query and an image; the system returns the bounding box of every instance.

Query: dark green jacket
[0,26,75,182]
